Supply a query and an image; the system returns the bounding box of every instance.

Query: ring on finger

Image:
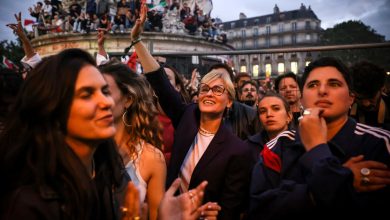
[360,167,371,176]
[190,196,195,205]
[120,206,129,217]
[188,190,195,204]
[361,176,370,186]
[302,109,311,116]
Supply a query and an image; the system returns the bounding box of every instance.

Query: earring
[122,110,132,127]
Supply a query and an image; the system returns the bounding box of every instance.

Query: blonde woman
[131,4,254,219]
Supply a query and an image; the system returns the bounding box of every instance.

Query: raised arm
[96,29,109,66]
[130,3,187,127]
[131,3,159,73]
[7,12,35,59]
[97,29,107,58]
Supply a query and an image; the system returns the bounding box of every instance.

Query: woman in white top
[99,61,166,220]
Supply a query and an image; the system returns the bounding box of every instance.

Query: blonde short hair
[201,70,235,100]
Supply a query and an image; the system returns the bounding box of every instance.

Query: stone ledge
[31,31,233,57]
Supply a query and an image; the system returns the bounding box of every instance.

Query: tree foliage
[320,20,390,70]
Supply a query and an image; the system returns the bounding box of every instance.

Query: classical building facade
[221,4,322,79]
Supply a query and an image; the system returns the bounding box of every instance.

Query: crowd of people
[1,2,390,220]
[25,0,227,43]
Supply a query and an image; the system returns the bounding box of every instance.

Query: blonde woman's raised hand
[131,3,148,41]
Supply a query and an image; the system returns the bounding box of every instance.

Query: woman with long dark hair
[0,48,134,220]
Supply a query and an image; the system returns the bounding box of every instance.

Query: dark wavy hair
[162,63,191,103]
[350,60,385,98]
[274,71,298,92]
[0,49,123,219]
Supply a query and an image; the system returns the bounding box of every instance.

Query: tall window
[231,22,235,29]
[266,16,271,23]
[305,21,311,30]
[306,34,311,41]
[253,28,259,37]
[240,66,247,72]
[291,61,298,74]
[241,29,246,38]
[254,39,259,48]
[278,23,284,32]
[278,36,283,46]
[252,65,259,77]
[291,34,297,44]
[278,63,285,74]
[306,61,311,66]
[265,37,270,47]
[266,26,271,35]
[292,22,297,31]
[265,64,272,78]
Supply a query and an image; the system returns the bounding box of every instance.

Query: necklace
[199,127,216,136]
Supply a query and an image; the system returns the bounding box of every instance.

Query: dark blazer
[146,67,256,220]
[224,101,262,140]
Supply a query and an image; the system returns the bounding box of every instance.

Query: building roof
[221,5,320,30]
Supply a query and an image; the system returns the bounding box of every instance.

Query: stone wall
[31,31,233,57]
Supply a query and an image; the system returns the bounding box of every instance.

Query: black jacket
[224,101,262,140]
[1,160,130,220]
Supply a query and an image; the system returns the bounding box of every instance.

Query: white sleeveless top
[125,142,147,202]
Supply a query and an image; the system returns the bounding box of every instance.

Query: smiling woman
[131,4,256,219]
[0,48,135,220]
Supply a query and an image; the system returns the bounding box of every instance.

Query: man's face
[278,77,301,105]
[355,90,382,111]
[240,84,258,102]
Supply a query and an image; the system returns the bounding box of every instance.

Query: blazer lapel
[189,125,227,186]
[168,106,200,183]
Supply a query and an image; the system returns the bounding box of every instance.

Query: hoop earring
[122,110,132,127]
